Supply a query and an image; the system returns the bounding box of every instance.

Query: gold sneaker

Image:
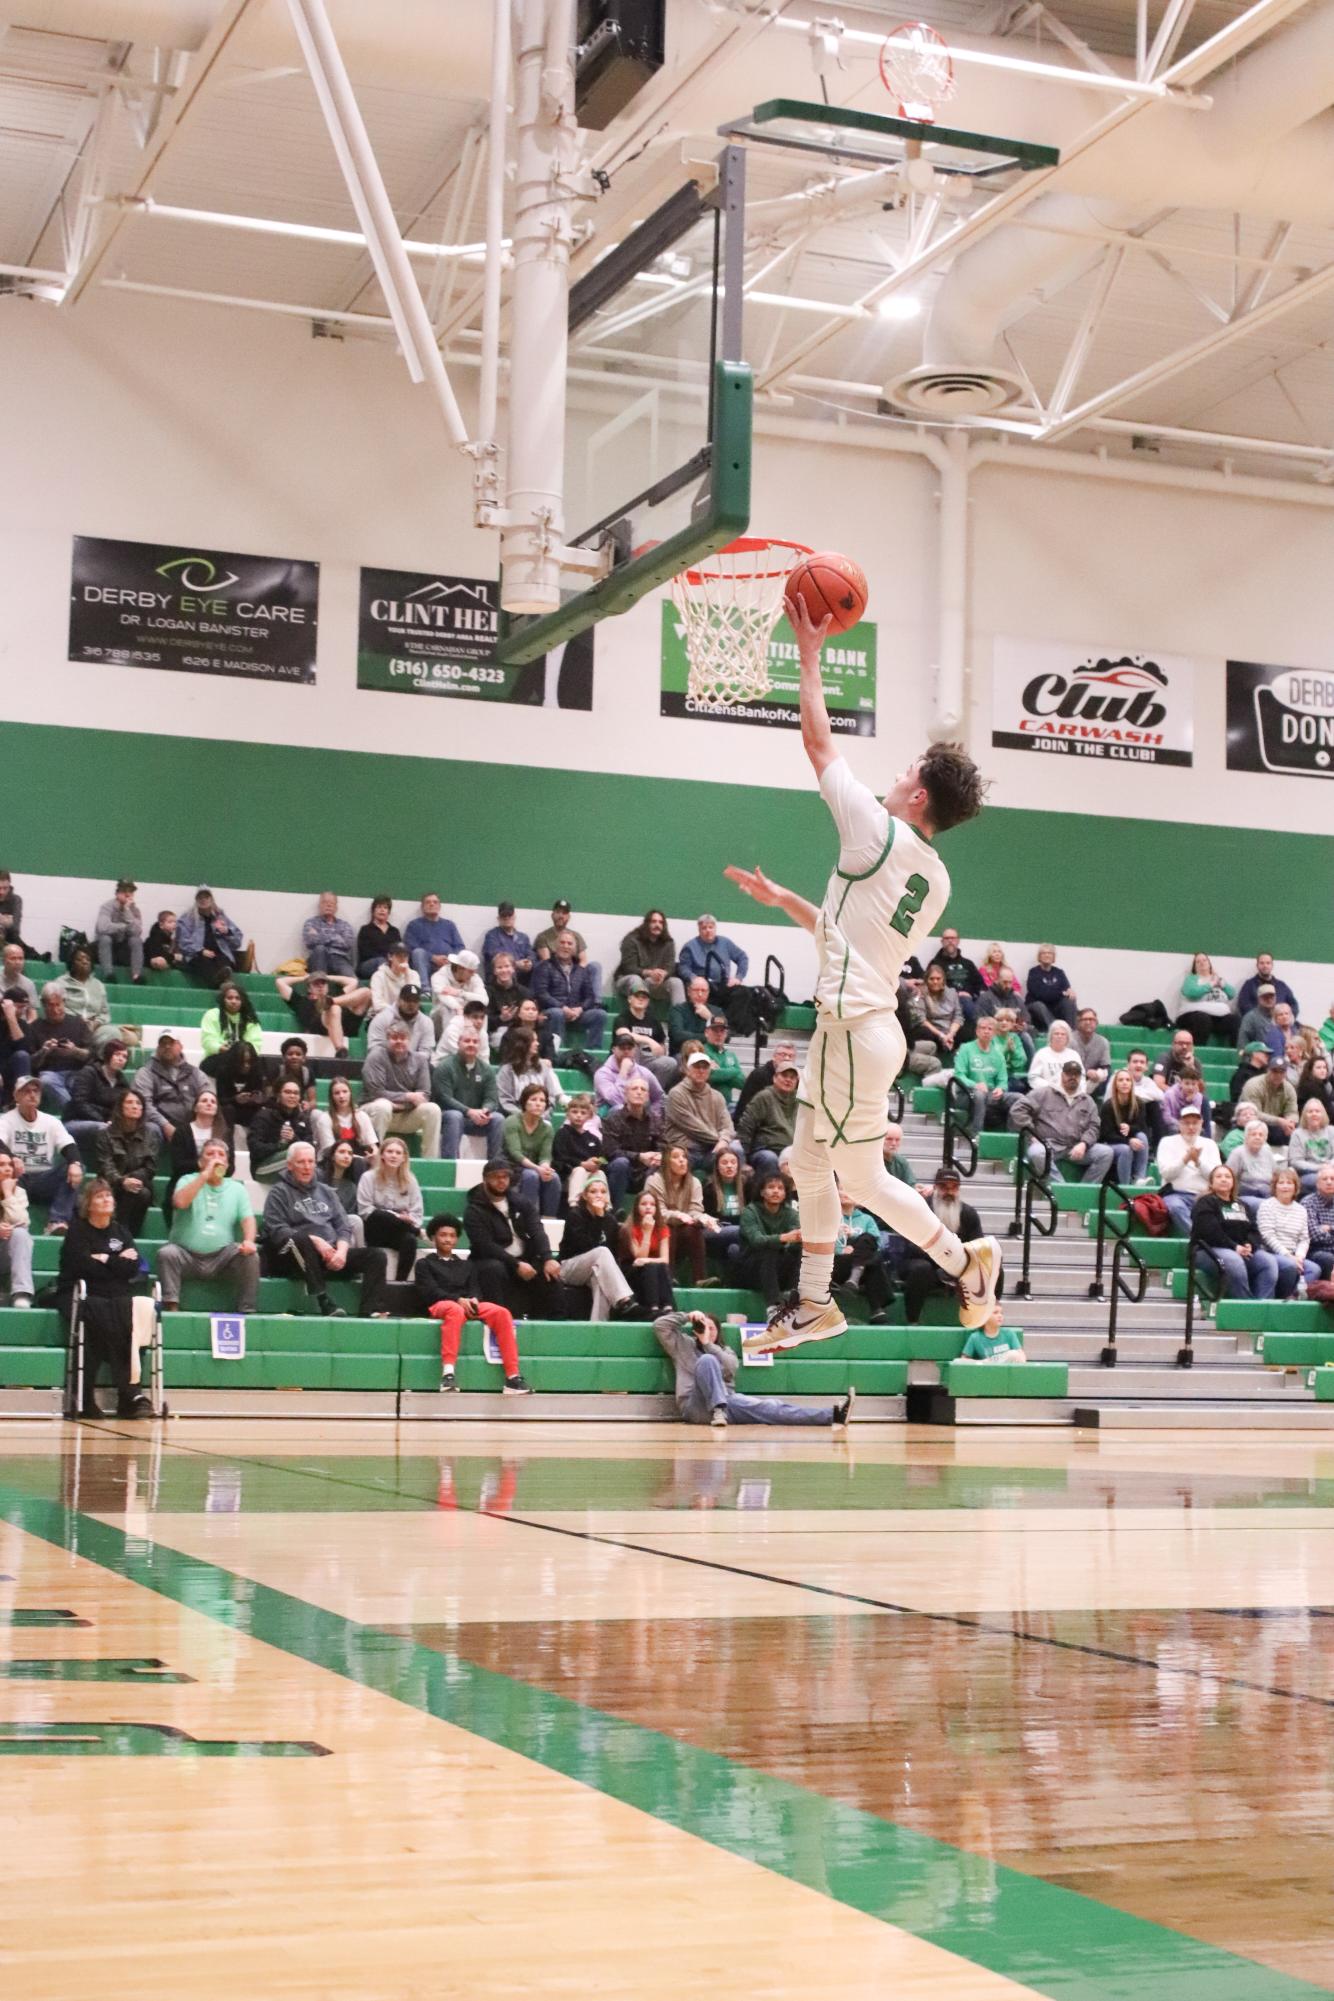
[957,1237,1003,1330]
[743,1295,849,1356]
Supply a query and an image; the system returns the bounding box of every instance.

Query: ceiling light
[877,294,922,321]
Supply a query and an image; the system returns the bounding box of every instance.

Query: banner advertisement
[991,637,1194,767]
[660,603,876,733]
[357,568,593,710]
[1226,658,1334,779]
[69,536,318,682]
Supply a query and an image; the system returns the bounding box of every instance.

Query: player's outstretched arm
[791,596,836,778]
[724,864,819,935]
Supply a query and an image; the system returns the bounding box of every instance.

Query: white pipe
[476,0,511,453]
[501,0,582,615]
[770,13,1204,100]
[932,433,969,740]
[94,273,1334,498]
[129,197,493,259]
[286,0,469,446]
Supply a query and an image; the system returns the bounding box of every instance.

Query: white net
[670,538,810,709]
[879,21,956,122]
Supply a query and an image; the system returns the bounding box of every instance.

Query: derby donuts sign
[991,638,1194,767]
[1227,659,1334,778]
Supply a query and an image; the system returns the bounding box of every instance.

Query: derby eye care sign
[69,536,318,682]
[991,638,1194,767]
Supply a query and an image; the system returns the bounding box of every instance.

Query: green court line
[1,1481,1328,2001]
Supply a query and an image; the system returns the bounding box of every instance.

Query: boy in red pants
[414,1215,532,1395]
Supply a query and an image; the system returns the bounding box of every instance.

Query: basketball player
[724,597,1000,1351]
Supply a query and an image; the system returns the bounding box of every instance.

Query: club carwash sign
[991,637,1194,767]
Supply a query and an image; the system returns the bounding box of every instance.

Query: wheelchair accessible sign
[210,1315,246,1361]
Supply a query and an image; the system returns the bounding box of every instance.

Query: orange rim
[679,537,812,588]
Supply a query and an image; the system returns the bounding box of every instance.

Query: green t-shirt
[953,1041,1008,1091]
[169,1175,252,1255]
[961,1325,1024,1361]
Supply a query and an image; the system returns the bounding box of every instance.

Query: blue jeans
[518,1165,561,1217]
[39,1071,72,1111]
[306,944,354,977]
[710,1223,742,1269]
[749,1147,783,1186]
[24,1164,79,1227]
[606,1155,632,1211]
[681,1347,837,1427]
[64,1118,108,1161]
[409,949,438,989]
[1164,1191,1197,1237]
[1109,1135,1149,1184]
[1196,1245,1281,1299]
[540,1005,608,1051]
[439,1109,504,1160]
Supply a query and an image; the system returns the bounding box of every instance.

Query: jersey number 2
[889,874,928,938]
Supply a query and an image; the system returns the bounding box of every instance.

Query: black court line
[495,1509,1334,1713]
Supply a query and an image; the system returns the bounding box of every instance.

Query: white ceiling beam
[1231,219,1293,317]
[1146,0,1199,78]
[1038,253,1334,442]
[757,0,1312,393]
[62,0,263,305]
[1047,244,1125,417]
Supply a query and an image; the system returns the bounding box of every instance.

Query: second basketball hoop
[878,20,956,123]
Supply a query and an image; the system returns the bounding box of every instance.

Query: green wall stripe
[3,719,1326,958]
[1,1479,1328,2001]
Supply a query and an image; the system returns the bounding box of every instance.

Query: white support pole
[286,0,470,447]
[932,433,970,742]
[501,0,584,615]
[471,0,512,521]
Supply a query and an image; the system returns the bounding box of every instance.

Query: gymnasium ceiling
[4,0,1334,485]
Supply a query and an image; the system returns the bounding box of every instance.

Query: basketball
[784,551,869,634]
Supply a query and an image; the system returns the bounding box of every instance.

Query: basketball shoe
[957,1237,1003,1330]
[744,1293,848,1356]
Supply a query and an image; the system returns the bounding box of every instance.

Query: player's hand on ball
[786,594,833,650]
[724,863,780,908]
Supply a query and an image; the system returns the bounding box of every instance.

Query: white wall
[5,285,1334,1018]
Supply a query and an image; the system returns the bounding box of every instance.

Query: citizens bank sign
[991,637,1194,768]
[1226,659,1334,779]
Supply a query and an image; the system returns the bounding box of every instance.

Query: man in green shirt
[157,1139,258,1312]
[432,1023,504,1160]
[702,1013,746,1103]
[961,1307,1025,1361]
[952,1016,1014,1135]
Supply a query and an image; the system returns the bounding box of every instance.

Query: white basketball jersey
[812,757,952,1021]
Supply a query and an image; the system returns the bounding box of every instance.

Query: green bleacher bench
[1216,1301,1334,1333]
[1315,1369,1334,1402]
[911,1087,945,1117]
[1255,1333,1334,1368]
[976,1133,1019,1162]
[944,1360,1068,1397]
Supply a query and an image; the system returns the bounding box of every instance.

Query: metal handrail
[941,1075,978,1179]
[1005,1138,1057,1299]
[1178,1216,1221,1369]
[1088,1175,1143,1298]
[1102,1220,1151,1367]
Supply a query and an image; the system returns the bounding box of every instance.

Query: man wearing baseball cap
[663,1048,740,1166]
[482,902,534,979]
[1237,980,1284,1058]
[1155,1103,1221,1236]
[738,1058,800,1185]
[1010,1058,1115,1182]
[898,1166,985,1324]
[1236,1048,1299,1143]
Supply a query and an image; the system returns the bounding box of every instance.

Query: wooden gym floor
[3,1420,1334,1998]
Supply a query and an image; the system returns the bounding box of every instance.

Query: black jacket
[561,1207,620,1260]
[1192,1193,1260,1254]
[248,1102,315,1171]
[734,1061,776,1121]
[462,1187,549,1271]
[67,1062,125,1122]
[57,1215,141,1318]
[930,949,981,998]
[1099,1095,1148,1144]
[553,1123,605,1180]
[413,1252,502,1309]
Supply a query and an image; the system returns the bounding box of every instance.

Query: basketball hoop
[670,537,810,710]
[878,20,956,123]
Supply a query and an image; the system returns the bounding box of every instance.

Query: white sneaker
[10,1295,32,1310]
[957,1237,1002,1330]
[832,1384,857,1432]
[744,1295,849,1356]
[710,1406,729,1429]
